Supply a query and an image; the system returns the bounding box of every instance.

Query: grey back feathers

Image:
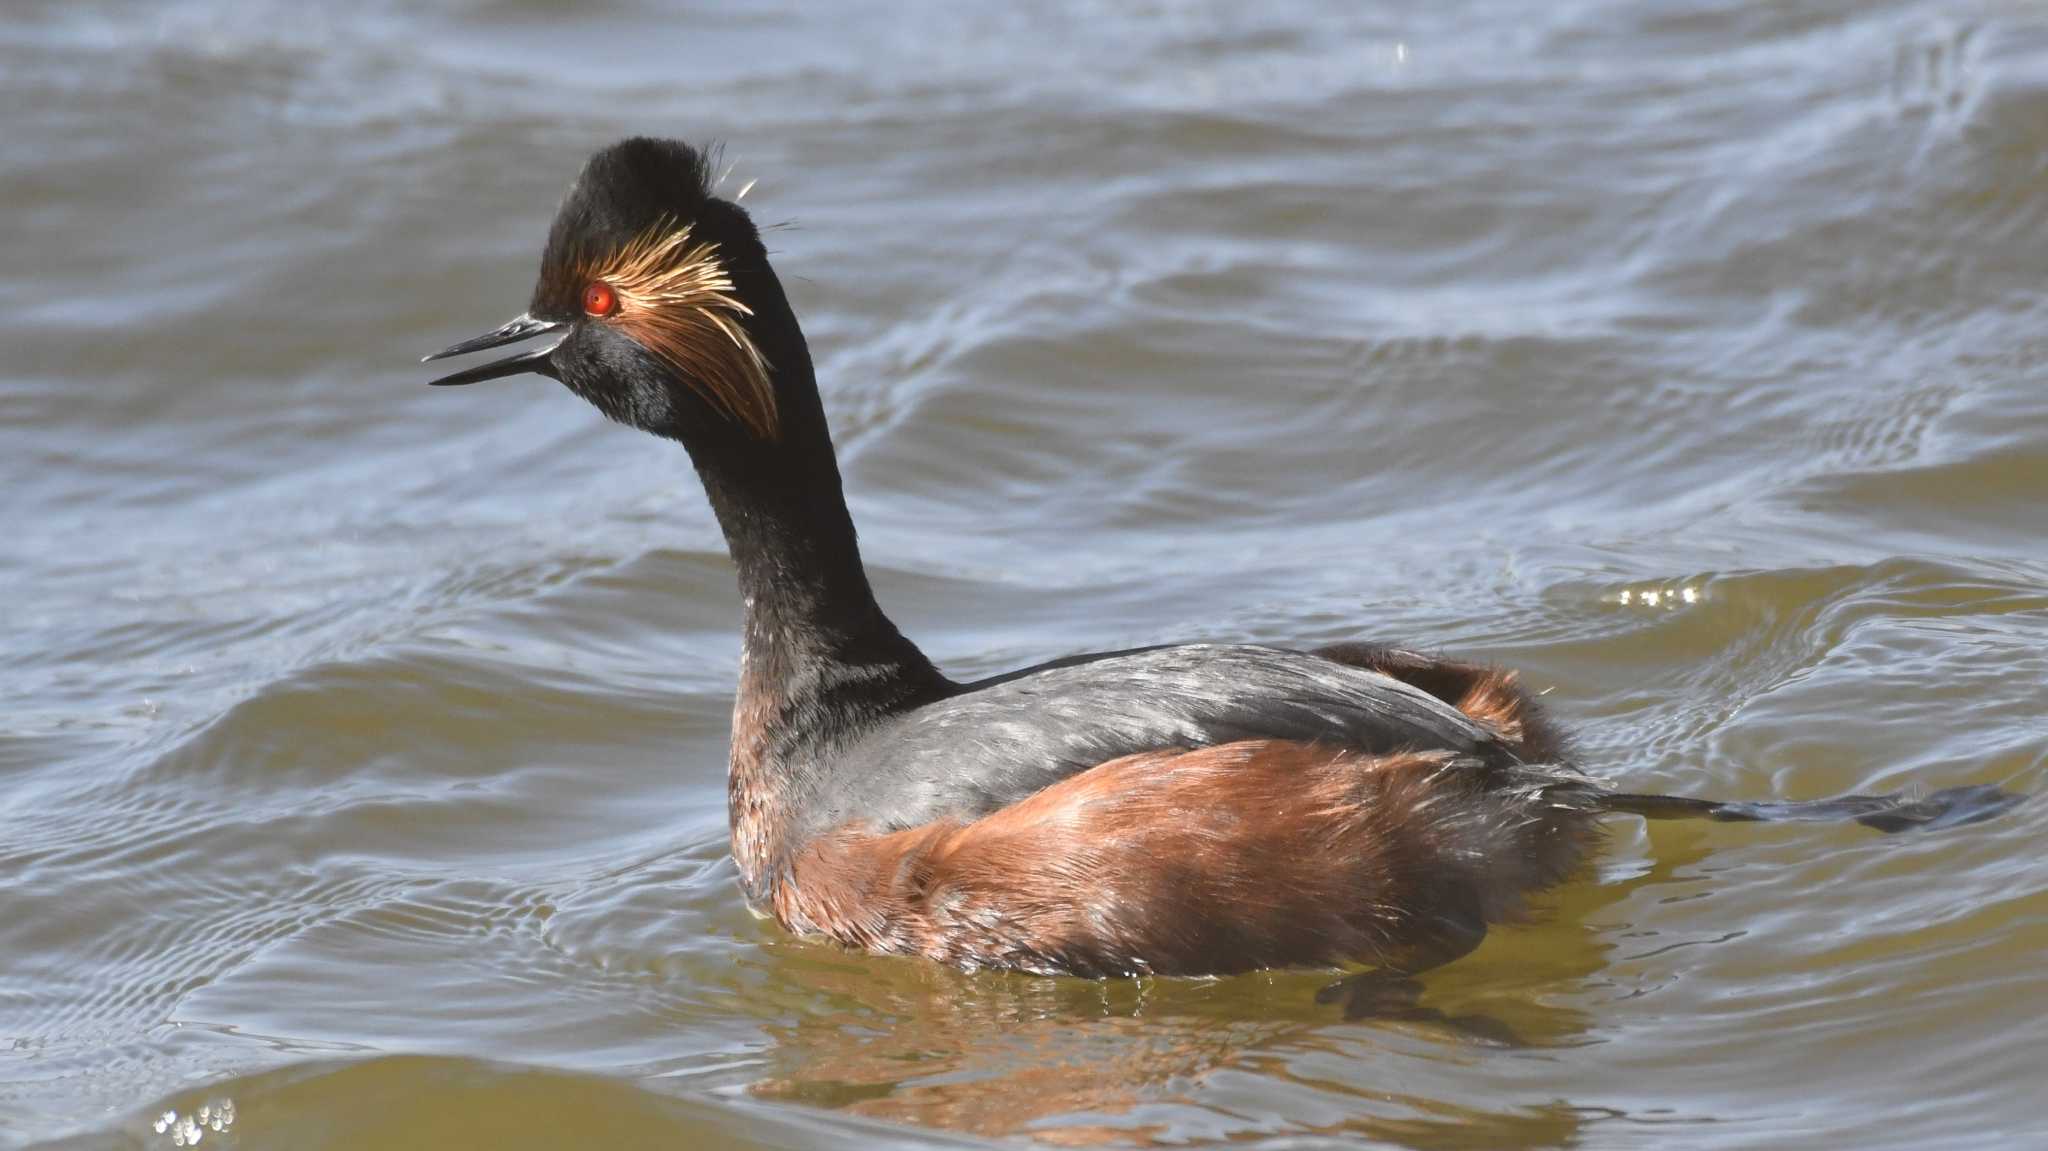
[796,644,1517,839]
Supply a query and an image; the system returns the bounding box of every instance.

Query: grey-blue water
[5,2,2047,1147]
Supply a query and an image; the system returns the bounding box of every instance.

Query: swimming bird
[423,137,2020,980]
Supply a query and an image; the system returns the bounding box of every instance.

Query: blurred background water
[4,1,2048,1147]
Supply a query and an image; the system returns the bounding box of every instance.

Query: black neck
[670,264,951,727]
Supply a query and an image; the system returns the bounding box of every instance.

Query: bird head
[424,137,778,441]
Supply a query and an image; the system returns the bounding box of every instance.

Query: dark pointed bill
[421,314,569,386]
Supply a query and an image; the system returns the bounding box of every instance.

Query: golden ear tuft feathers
[577,217,777,438]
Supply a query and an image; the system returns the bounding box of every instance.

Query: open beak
[421,314,569,386]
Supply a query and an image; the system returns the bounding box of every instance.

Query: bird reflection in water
[741,839,1706,1148]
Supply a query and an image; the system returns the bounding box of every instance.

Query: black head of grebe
[421,137,2023,983]
[427,136,949,742]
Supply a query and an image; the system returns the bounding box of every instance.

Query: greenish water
[5,1,2047,1147]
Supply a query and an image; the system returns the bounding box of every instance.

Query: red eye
[582,281,618,317]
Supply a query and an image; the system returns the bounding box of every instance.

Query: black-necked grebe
[422,137,2019,979]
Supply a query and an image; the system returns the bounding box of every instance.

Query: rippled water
[6,1,2048,1147]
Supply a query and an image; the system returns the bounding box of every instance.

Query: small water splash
[150,1098,235,1146]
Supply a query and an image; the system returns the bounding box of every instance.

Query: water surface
[5,1,2048,1147]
